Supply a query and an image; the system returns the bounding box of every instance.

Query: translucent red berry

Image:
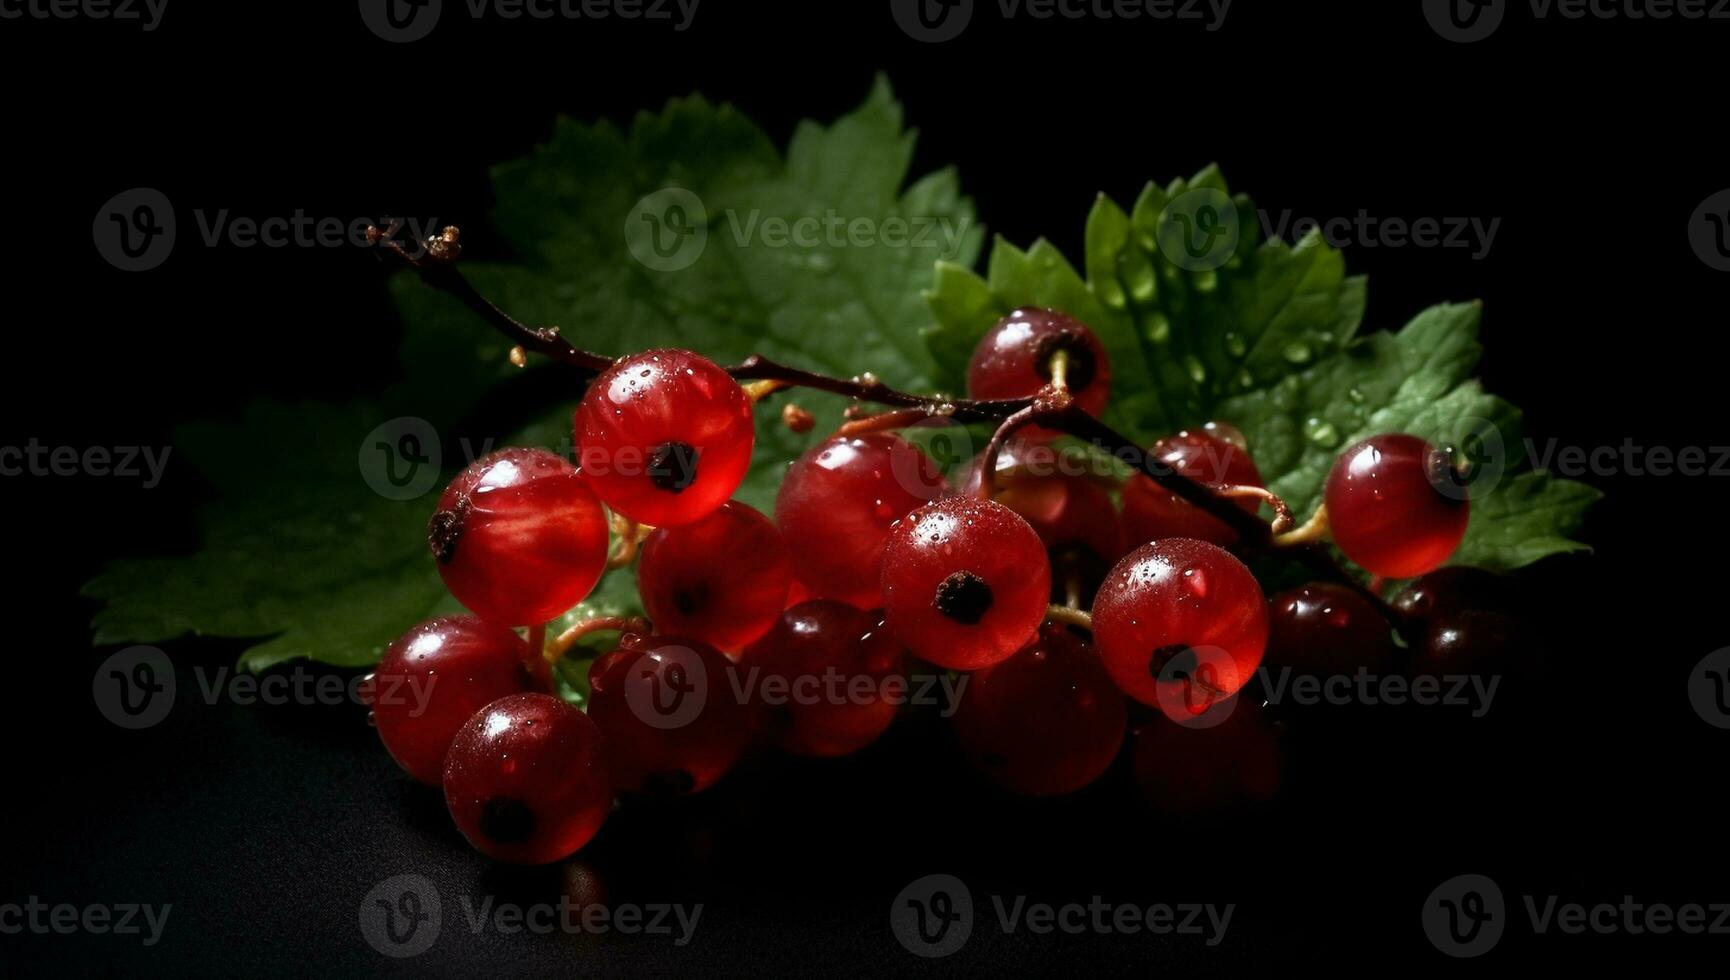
[1265,583,1394,676]
[1324,433,1470,579]
[1121,427,1264,547]
[443,693,612,864]
[1092,538,1269,712]
[967,307,1111,440]
[429,448,609,626]
[368,616,535,785]
[774,433,945,608]
[637,501,791,655]
[957,439,1124,564]
[951,626,1127,795]
[742,600,907,758]
[1390,566,1513,623]
[586,634,754,795]
[881,496,1051,671]
[573,349,754,527]
[1132,695,1282,814]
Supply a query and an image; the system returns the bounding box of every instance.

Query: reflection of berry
[775,433,945,608]
[951,627,1127,795]
[430,448,609,626]
[881,496,1051,671]
[967,307,1112,440]
[742,601,906,758]
[1122,428,1264,547]
[1265,583,1394,676]
[638,501,791,655]
[1132,695,1282,814]
[573,349,755,527]
[443,693,612,864]
[587,635,754,795]
[1325,434,1470,578]
[1093,538,1268,709]
[369,617,534,785]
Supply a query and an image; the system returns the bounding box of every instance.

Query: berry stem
[545,616,651,664]
[524,622,556,691]
[1047,348,1071,392]
[1044,604,1094,631]
[1220,484,1294,534]
[1273,503,1331,547]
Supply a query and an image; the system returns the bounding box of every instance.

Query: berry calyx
[950,626,1127,795]
[637,500,792,655]
[1121,428,1264,547]
[368,616,535,785]
[967,307,1112,440]
[1092,538,1269,712]
[881,496,1051,671]
[586,634,754,795]
[442,693,612,865]
[573,349,755,527]
[429,448,610,626]
[741,600,907,758]
[774,433,945,608]
[1265,583,1394,677]
[1324,433,1470,579]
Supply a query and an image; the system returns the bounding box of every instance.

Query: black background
[2,0,1725,974]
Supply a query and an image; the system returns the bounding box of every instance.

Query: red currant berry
[1265,583,1394,676]
[573,349,754,527]
[967,307,1111,440]
[1324,434,1470,579]
[638,501,791,655]
[1415,610,1516,675]
[429,448,609,626]
[956,440,1124,563]
[368,617,534,785]
[1093,538,1269,712]
[1390,566,1513,623]
[774,433,945,608]
[741,601,907,758]
[951,626,1127,795]
[443,693,612,864]
[586,634,754,795]
[881,496,1051,671]
[1132,695,1282,814]
[1121,428,1264,547]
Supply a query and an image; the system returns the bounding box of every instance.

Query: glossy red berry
[881,496,1052,671]
[775,433,945,608]
[638,501,791,655]
[1132,695,1282,814]
[573,349,755,527]
[1093,538,1269,713]
[742,601,907,758]
[586,635,754,795]
[429,448,609,626]
[951,626,1127,795]
[443,693,612,864]
[1265,583,1394,676]
[368,617,535,785]
[1324,434,1470,579]
[1122,427,1264,547]
[956,439,1124,564]
[1390,566,1513,623]
[967,307,1111,440]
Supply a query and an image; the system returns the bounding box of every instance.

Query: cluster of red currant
[363,307,1488,865]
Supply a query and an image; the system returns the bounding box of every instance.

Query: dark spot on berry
[647,442,699,493]
[1032,330,1099,392]
[673,587,707,618]
[478,797,536,843]
[934,570,994,625]
[1149,643,1197,679]
[643,769,697,796]
[427,496,471,564]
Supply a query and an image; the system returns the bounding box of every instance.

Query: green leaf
[85,77,978,670]
[924,168,1593,570]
